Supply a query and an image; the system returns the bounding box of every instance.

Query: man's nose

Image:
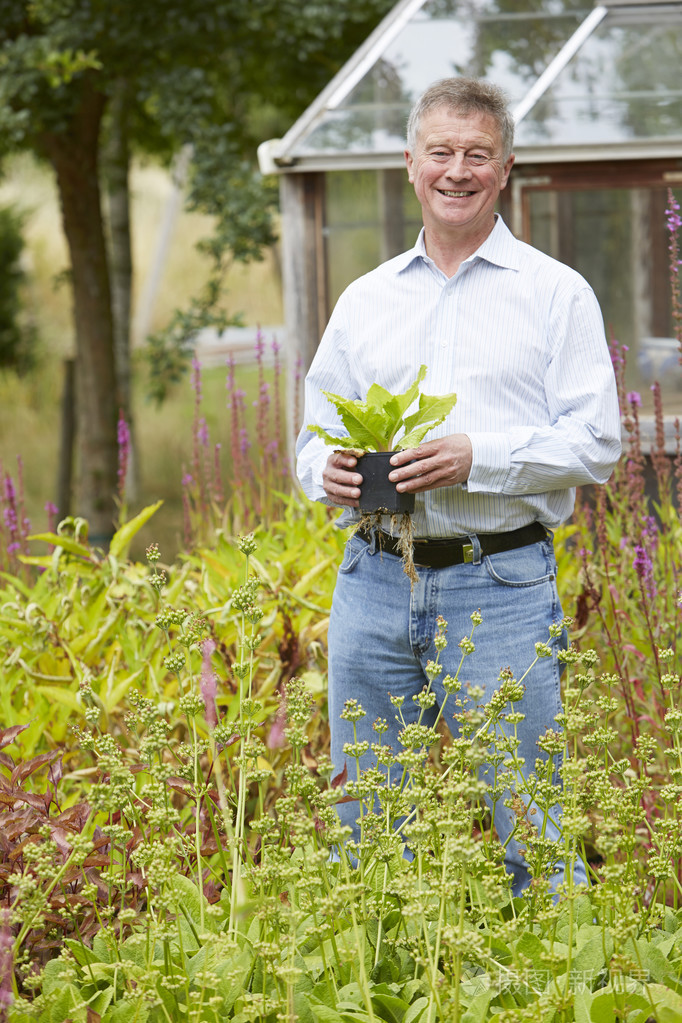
[445,152,471,177]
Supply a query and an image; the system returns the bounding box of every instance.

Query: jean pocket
[338,534,370,575]
[484,540,555,588]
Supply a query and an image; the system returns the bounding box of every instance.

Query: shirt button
[441,341,447,348]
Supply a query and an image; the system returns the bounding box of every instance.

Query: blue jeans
[327,528,587,896]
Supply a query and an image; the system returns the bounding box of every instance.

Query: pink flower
[666,194,682,233]
[200,640,218,730]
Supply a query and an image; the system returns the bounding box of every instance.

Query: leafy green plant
[307,365,457,453]
[7,528,682,1023]
[0,493,341,765]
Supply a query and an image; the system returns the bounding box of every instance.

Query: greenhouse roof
[259,0,682,172]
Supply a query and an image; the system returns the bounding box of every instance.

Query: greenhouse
[259,0,682,420]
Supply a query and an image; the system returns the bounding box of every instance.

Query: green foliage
[308,365,458,452]
[4,212,682,1019]
[0,205,36,374]
[0,0,396,529]
[5,555,682,1022]
[555,353,682,856]
[0,494,341,759]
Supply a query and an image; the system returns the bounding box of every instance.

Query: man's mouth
[438,189,474,197]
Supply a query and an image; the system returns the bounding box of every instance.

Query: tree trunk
[42,82,119,543]
[104,80,138,501]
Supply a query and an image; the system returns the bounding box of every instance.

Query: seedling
[307,365,457,453]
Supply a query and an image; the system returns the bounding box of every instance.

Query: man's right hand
[322,451,363,507]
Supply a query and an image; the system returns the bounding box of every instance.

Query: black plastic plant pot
[358,451,415,514]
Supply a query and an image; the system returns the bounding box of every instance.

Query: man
[296,78,621,894]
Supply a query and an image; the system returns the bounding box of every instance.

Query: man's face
[404,106,514,243]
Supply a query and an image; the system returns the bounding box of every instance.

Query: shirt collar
[393,215,521,275]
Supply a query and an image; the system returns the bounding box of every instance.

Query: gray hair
[406,77,514,160]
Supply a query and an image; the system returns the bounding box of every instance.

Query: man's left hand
[388,434,473,492]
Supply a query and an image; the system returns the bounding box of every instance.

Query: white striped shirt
[296,216,621,538]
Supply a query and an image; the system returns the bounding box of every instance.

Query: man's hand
[322,451,363,507]
[388,434,473,492]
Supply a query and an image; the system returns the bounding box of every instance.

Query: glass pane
[527,186,682,412]
[297,0,586,156]
[325,171,422,305]
[517,5,682,146]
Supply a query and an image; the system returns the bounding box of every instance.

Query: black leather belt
[356,521,548,569]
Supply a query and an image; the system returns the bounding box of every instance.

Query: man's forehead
[418,105,500,142]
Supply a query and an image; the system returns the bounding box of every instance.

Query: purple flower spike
[633,543,656,600]
[117,410,131,501]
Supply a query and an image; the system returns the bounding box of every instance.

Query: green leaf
[513,931,547,971]
[35,686,82,715]
[109,500,163,559]
[41,957,77,993]
[120,934,149,970]
[326,392,391,451]
[310,1001,345,1023]
[305,426,362,449]
[640,983,682,1022]
[460,990,493,1023]
[48,983,81,1023]
[294,990,317,1023]
[365,383,401,416]
[27,532,94,559]
[572,988,592,1023]
[588,986,650,1023]
[371,992,410,1023]
[571,932,606,980]
[369,364,426,414]
[89,986,114,1016]
[92,929,118,964]
[107,996,150,1023]
[309,366,440,452]
[215,949,253,1013]
[103,668,145,714]
[399,390,457,449]
[404,997,429,1023]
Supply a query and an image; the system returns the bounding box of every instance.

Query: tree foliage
[0,205,35,374]
[0,0,394,535]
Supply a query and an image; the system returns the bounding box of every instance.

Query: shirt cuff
[466,432,511,494]
[298,447,336,504]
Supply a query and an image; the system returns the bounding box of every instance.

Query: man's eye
[468,153,489,165]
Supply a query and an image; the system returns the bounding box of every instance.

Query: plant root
[353,512,418,588]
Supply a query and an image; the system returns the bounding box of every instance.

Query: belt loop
[467,534,482,565]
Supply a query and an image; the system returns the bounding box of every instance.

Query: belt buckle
[462,542,474,564]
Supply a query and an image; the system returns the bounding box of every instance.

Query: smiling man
[296,78,621,896]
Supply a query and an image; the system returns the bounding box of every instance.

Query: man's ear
[501,153,515,189]
[404,148,414,183]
